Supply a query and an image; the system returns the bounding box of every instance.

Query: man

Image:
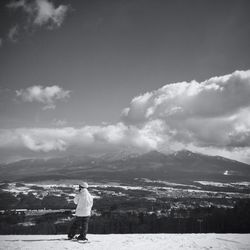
[68,181,93,241]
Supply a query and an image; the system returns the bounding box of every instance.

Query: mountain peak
[145,150,166,156]
[97,149,140,162]
[138,150,167,161]
[172,150,196,157]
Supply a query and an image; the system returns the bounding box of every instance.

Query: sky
[0,0,250,163]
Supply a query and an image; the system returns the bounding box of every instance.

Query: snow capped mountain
[96,149,140,162]
[0,150,250,183]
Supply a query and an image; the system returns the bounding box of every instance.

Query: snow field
[0,234,250,250]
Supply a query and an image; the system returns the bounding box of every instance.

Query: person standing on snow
[68,181,93,241]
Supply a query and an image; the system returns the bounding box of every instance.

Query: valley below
[1,150,250,234]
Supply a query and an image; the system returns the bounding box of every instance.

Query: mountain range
[0,150,250,183]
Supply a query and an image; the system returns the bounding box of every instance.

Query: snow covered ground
[1,234,250,250]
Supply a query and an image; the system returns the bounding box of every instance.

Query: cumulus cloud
[7,0,70,29]
[16,85,71,110]
[2,70,250,163]
[0,123,157,154]
[122,70,250,151]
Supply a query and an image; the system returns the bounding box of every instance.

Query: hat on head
[79,181,88,188]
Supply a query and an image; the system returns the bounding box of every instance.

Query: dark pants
[68,216,90,238]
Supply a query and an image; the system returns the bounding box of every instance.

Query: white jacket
[74,188,93,217]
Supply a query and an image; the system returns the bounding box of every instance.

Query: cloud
[34,0,69,28]
[2,70,250,163]
[122,70,250,151]
[7,0,70,29]
[0,38,3,47]
[16,85,71,110]
[8,25,19,42]
[0,123,156,154]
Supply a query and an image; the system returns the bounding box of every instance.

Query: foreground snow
[0,234,250,250]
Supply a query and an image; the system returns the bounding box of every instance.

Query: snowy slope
[1,234,250,250]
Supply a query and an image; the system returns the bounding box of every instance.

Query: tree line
[1,199,250,234]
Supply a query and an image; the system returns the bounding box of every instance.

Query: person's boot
[77,235,88,241]
[68,234,74,240]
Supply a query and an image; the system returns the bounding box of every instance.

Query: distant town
[1,179,250,234]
